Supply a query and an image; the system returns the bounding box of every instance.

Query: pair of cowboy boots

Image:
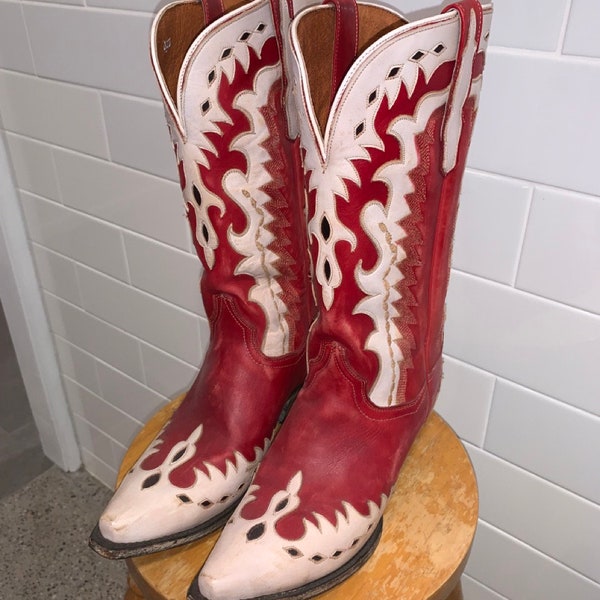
[90,0,492,598]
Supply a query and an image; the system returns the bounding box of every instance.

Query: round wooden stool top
[121,396,478,600]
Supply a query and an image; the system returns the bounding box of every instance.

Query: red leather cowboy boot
[191,0,492,597]
[89,0,313,558]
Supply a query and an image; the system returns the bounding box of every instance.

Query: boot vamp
[195,341,431,599]
[98,297,305,546]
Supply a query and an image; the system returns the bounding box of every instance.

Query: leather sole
[188,518,383,600]
[89,499,239,559]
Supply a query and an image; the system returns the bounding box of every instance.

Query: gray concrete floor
[0,303,127,598]
[0,467,127,599]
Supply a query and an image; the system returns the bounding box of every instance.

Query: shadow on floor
[0,300,53,499]
[0,467,127,599]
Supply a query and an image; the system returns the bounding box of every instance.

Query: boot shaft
[151,0,313,357]
[290,0,492,407]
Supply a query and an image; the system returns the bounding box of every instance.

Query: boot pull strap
[323,0,359,106]
[200,0,225,25]
[441,0,483,174]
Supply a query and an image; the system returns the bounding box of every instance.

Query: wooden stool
[120,396,477,600]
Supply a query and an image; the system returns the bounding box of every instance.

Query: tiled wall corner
[0,1,598,599]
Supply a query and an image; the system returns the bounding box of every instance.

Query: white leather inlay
[153,0,299,356]
[354,91,447,407]
[442,7,478,174]
[290,5,491,406]
[169,119,225,269]
[98,423,269,545]
[225,64,292,356]
[197,472,386,599]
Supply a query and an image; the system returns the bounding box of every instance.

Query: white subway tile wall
[452,170,531,284]
[53,149,189,249]
[5,133,61,201]
[563,0,600,59]
[0,71,110,157]
[123,232,205,314]
[30,244,82,306]
[0,1,597,598]
[516,187,600,314]
[101,93,178,180]
[467,521,599,600]
[484,0,568,52]
[22,4,158,97]
[0,2,35,73]
[22,191,130,281]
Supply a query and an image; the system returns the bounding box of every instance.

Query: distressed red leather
[91,0,313,557]
[194,1,492,598]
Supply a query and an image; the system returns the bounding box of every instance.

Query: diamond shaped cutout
[386,65,401,79]
[320,216,331,241]
[193,185,202,206]
[323,259,332,282]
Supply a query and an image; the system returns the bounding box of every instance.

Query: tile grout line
[21,0,155,17]
[556,0,574,55]
[463,440,600,511]
[480,376,497,448]
[21,186,189,259]
[49,295,202,372]
[462,574,509,600]
[80,447,118,481]
[96,91,113,163]
[73,258,205,319]
[2,128,178,186]
[443,349,600,421]
[475,518,600,588]
[465,166,600,202]
[63,373,144,427]
[18,1,39,78]
[0,65,162,104]
[451,266,600,319]
[489,42,599,64]
[74,412,129,454]
[509,185,534,287]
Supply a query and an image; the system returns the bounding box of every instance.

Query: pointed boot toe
[189,467,384,600]
[90,0,313,559]
[90,423,265,558]
[189,0,493,595]
[192,521,383,600]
